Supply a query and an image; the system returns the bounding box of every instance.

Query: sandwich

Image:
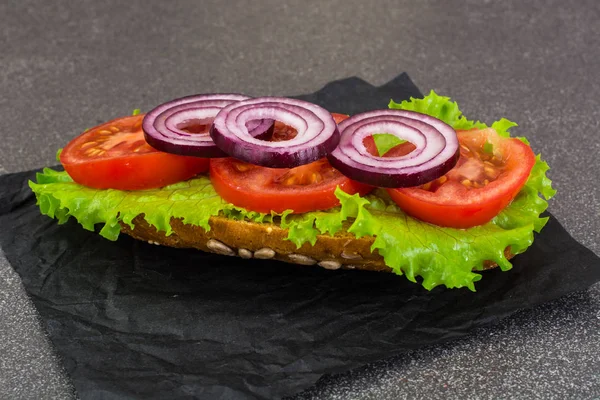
[29,91,555,291]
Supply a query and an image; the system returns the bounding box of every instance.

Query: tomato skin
[331,113,349,124]
[209,113,372,214]
[387,129,536,228]
[62,153,209,191]
[60,115,209,191]
[209,158,373,214]
[388,188,510,228]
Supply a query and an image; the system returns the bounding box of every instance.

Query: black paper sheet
[1,74,600,400]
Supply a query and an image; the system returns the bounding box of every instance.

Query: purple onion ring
[210,97,340,168]
[142,94,273,157]
[327,110,459,188]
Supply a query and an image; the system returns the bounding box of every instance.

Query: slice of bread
[120,215,511,272]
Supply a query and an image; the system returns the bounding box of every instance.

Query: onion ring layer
[142,94,273,157]
[327,110,459,188]
[210,97,340,168]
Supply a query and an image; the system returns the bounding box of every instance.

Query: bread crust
[120,215,511,272]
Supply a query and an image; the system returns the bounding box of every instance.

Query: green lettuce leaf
[372,134,405,156]
[389,90,488,130]
[29,91,555,291]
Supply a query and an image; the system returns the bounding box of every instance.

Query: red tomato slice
[209,114,373,214]
[387,128,536,228]
[60,115,209,190]
[331,113,350,124]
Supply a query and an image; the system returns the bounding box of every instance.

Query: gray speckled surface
[295,290,600,399]
[0,250,75,400]
[0,0,599,399]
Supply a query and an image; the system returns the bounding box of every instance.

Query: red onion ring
[210,97,340,168]
[327,110,459,188]
[142,94,273,157]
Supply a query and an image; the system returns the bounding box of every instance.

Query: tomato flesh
[387,128,536,228]
[60,115,209,190]
[209,114,373,214]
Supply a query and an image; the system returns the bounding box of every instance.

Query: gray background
[1,0,599,399]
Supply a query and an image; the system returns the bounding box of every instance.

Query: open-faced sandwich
[30,91,555,291]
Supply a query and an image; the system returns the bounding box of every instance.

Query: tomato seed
[110,126,120,133]
[461,179,472,187]
[80,141,97,149]
[235,163,252,172]
[484,166,496,177]
[86,148,102,156]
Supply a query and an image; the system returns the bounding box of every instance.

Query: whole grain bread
[120,215,511,272]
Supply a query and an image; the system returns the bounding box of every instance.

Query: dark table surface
[1,0,599,399]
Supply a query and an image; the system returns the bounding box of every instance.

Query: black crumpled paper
[1,74,599,400]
